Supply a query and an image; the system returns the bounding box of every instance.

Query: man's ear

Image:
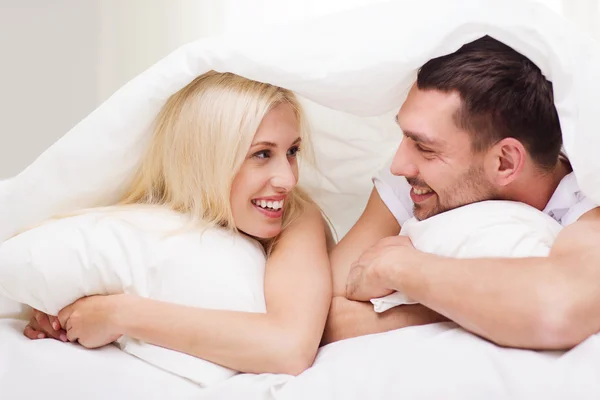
[484,138,527,187]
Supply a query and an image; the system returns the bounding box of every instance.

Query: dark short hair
[417,35,562,170]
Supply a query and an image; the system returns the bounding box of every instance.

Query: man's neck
[506,158,571,211]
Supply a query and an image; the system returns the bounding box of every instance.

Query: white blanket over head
[0,0,599,250]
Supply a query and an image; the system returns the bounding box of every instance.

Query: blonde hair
[119,71,315,251]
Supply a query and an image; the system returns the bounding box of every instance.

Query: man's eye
[417,145,434,153]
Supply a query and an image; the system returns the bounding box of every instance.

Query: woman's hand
[24,309,68,342]
[58,295,126,348]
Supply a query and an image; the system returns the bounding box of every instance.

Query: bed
[2,312,600,399]
[2,0,600,398]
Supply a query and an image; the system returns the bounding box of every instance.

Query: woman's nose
[271,161,297,192]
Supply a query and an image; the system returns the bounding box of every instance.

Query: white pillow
[0,206,267,387]
[371,200,562,312]
[0,295,28,320]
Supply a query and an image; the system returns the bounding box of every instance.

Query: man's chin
[413,203,446,221]
[412,205,431,221]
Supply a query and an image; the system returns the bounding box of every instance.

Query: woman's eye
[287,146,301,157]
[252,150,271,159]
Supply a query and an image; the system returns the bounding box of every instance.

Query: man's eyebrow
[394,115,442,147]
[402,130,442,147]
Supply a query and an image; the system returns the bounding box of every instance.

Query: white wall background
[0,1,102,179]
[0,0,598,179]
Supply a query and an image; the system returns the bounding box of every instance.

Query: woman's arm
[322,189,445,345]
[330,189,400,296]
[322,296,447,344]
[60,203,331,375]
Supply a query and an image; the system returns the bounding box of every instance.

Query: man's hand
[345,235,426,301]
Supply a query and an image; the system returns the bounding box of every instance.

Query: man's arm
[324,189,446,344]
[377,207,600,350]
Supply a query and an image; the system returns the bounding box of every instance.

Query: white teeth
[413,187,433,195]
[252,199,284,210]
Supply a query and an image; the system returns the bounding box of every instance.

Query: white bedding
[0,208,268,386]
[0,319,203,400]
[2,0,600,398]
[2,318,600,399]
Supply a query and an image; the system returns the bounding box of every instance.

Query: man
[323,36,600,350]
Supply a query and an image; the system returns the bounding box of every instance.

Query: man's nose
[390,139,418,177]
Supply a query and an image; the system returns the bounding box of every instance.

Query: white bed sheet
[0,295,26,319]
[3,316,600,400]
[0,318,204,399]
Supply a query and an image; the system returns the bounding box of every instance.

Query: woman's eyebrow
[251,137,302,147]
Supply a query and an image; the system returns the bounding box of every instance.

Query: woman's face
[230,103,301,239]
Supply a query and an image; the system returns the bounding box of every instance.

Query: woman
[23,71,332,376]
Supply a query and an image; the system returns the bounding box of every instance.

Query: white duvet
[1,318,600,400]
[2,0,600,398]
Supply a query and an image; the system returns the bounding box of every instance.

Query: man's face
[391,85,497,221]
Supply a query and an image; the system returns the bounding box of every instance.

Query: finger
[379,235,410,247]
[395,235,414,247]
[34,312,63,340]
[34,312,54,333]
[345,280,357,299]
[29,315,68,341]
[58,304,74,329]
[23,325,46,340]
[345,264,362,299]
[47,315,68,342]
[356,246,377,262]
[48,315,62,331]
[28,314,42,331]
[66,328,78,343]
